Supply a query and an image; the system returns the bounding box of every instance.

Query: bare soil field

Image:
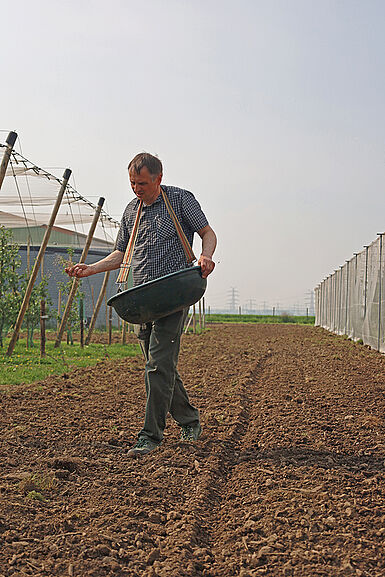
[1,324,385,577]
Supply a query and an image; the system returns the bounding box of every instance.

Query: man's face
[129,167,162,205]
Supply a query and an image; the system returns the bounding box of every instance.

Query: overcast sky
[2,0,385,312]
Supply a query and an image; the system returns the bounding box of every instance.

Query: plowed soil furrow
[1,325,385,577]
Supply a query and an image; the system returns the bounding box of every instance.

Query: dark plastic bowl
[107,266,207,324]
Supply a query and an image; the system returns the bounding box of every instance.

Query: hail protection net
[0,141,122,330]
[315,235,385,354]
[0,143,119,247]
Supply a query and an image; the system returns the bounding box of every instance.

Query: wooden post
[85,271,110,345]
[40,300,47,358]
[105,292,108,333]
[121,320,127,344]
[7,168,72,356]
[0,131,17,192]
[57,289,62,331]
[198,299,202,332]
[184,310,193,334]
[202,297,205,329]
[55,197,105,348]
[193,304,196,334]
[108,302,112,345]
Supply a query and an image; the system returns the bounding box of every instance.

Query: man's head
[128,153,163,205]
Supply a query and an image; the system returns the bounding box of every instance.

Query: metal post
[364,245,369,319]
[193,304,196,334]
[377,233,383,351]
[55,197,105,348]
[198,299,202,332]
[7,168,72,356]
[79,298,84,348]
[345,260,350,335]
[333,270,338,333]
[40,300,47,358]
[0,131,18,192]
[353,253,359,339]
[57,289,62,332]
[338,266,343,334]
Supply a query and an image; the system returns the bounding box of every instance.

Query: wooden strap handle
[117,188,196,285]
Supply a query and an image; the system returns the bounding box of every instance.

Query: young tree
[0,226,52,348]
[20,272,51,348]
[0,227,21,347]
[57,248,84,344]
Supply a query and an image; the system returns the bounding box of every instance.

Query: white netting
[315,235,385,353]
[0,143,120,246]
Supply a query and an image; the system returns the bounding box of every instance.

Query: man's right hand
[65,263,94,278]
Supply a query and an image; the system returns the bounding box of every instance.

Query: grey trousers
[135,308,200,445]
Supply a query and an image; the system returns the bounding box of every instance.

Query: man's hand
[197,225,217,278]
[198,255,215,278]
[65,263,95,278]
[65,250,125,279]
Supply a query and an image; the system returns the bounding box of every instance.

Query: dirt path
[1,325,385,577]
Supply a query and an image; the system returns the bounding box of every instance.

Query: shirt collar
[143,186,167,207]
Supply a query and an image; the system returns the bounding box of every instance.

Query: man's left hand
[198,255,215,278]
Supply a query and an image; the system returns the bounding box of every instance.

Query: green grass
[0,340,141,386]
[206,314,315,325]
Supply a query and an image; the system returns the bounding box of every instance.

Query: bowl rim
[107,265,204,305]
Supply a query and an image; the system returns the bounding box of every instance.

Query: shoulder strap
[160,187,196,264]
[116,188,196,285]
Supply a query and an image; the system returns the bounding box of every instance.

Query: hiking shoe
[180,424,201,442]
[127,438,157,458]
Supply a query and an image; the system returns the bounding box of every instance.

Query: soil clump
[1,324,385,576]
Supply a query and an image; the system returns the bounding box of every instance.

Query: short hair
[128,153,163,178]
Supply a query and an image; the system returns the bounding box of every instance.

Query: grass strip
[206,314,315,324]
[0,340,141,386]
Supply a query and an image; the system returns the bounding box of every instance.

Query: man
[66,153,216,457]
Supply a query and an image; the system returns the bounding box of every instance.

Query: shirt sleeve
[115,209,130,252]
[181,190,209,232]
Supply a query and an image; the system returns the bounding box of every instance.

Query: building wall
[18,245,121,329]
[10,226,113,250]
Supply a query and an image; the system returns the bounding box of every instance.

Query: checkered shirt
[116,185,209,286]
